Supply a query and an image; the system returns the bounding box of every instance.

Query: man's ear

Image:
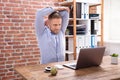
[45,20,49,27]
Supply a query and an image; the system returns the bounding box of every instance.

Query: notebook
[63,46,105,70]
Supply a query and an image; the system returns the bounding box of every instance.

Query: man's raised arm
[35,7,54,36]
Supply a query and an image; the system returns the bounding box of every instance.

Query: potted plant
[111,53,119,64]
[65,29,69,35]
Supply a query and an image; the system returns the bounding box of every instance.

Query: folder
[84,35,91,48]
[91,35,97,48]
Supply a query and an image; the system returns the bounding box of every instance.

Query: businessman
[35,7,69,64]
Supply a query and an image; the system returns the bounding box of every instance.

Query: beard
[51,29,60,34]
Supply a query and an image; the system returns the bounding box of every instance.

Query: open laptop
[63,46,105,70]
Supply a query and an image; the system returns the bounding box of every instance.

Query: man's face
[48,18,62,34]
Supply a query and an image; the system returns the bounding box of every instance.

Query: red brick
[23,52,31,55]
[8,42,21,45]
[12,53,23,56]
[22,55,33,59]
[1,23,13,27]
[29,15,35,19]
[15,49,21,53]
[14,64,25,67]
[26,44,37,48]
[12,7,24,11]
[6,64,13,68]
[0,54,4,57]
[3,7,11,11]
[27,62,38,65]
[29,1,41,5]
[29,41,37,44]
[0,69,8,73]
[1,50,14,53]
[19,15,28,18]
[5,46,12,49]
[2,75,16,80]
[12,19,24,23]
[34,55,40,58]
[32,52,40,55]
[21,4,32,8]
[0,31,6,34]
[12,11,23,15]
[0,3,4,6]
[0,19,3,22]
[0,65,5,69]
[6,72,14,75]
[14,34,25,37]
[8,56,20,60]
[0,58,7,61]
[6,61,14,64]
[0,42,7,46]
[21,41,29,44]
[0,73,5,77]
[5,53,11,57]
[25,37,36,41]
[6,15,19,19]
[21,23,32,26]
[5,34,12,37]
[25,19,34,23]
[28,58,39,61]
[13,37,24,41]
[34,48,40,51]
[3,11,11,15]
[2,0,9,2]
[5,38,12,42]
[3,26,10,30]
[13,45,25,49]
[9,0,21,3]
[22,1,29,4]
[15,59,26,63]
[27,34,35,37]
[0,61,5,65]
[10,27,22,30]
[22,48,33,52]
[0,15,5,18]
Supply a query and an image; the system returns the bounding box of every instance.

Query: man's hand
[54,7,70,13]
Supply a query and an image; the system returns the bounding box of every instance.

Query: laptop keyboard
[70,64,76,67]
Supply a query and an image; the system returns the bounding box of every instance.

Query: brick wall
[0,0,60,80]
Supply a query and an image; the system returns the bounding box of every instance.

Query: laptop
[63,46,105,70]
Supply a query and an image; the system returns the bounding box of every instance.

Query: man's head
[47,11,62,34]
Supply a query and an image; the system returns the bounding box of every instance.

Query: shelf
[76,0,101,4]
[65,35,74,38]
[68,24,86,27]
[97,35,101,37]
[89,4,101,7]
[90,18,101,21]
[59,1,73,6]
[65,50,74,54]
[61,0,104,60]
[59,1,101,6]
[69,18,89,21]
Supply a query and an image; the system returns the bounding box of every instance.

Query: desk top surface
[14,56,120,80]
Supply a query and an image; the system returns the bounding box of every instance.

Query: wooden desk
[14,56,120,80]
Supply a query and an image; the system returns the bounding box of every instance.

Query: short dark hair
[48,11,62,20]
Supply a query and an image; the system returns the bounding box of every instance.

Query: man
[35,7,69,64]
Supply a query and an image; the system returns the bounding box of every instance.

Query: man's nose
[56,25,60,29]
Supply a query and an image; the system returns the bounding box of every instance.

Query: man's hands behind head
[54,7,70,13]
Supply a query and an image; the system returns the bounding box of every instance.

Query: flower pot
[111,57,118,64]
